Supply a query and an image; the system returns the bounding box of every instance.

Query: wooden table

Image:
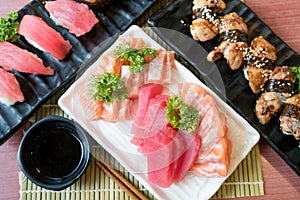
[0,0,299,200]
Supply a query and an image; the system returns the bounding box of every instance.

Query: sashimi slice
[190,132,232,177]
[0,41,54,75]
[0,68,24,105]
[121,65,144,98]
[145,50,175,84]
[118,37,150,50]
[18,15,72,60]
[131,94,168,137]
[197,105,227,156]
[173,131,201,183]
[45,0,99,37]
[133,83,164,127]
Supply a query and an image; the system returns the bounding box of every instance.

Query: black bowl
[17,115,90,191]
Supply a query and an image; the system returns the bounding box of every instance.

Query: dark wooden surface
[0,0,299,199]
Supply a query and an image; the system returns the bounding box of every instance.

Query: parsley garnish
[113,43,158,74]
[88,72,128,104]
[0,12,20,42]
[290,66,300,93]
[166,96,199,134]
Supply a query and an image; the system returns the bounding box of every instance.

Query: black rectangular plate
[147,0,300,176]
[0,0,157,144]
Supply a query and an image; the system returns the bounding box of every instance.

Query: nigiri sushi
[45,0,99,37]
[0,68,24,105]
[0,41,54,75]
[18,15,72,60]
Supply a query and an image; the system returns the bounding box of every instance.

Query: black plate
[0,0,157,144]
[147,0,300,176]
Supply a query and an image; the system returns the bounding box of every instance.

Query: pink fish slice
[0,68,24,105]
[45,0,99,37]
[18,15,72,60]
[0,41,54,75]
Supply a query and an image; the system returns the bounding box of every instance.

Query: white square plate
[58,25,260,200]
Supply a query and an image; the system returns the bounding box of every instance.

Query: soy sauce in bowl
[32,126,83,179]
[18,115,90,191]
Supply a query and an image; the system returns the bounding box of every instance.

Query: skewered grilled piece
[255,66,296,125]
[279,94,300,140]
[207,12,248,70]
[244,36,277,94]
[190,0,226,42]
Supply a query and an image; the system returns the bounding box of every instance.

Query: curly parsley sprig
[88,72,128,104]
[113,43,158,74]
[166,96,199,135]
[0,12,20,42]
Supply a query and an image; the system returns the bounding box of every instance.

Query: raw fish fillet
[178,83,232,177]
[131,83,201,187]
[0,68,24,105]
[0,41,54,75]
[18,15,72,60]
[45,0,99,37]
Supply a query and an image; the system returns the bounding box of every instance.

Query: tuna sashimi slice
[0,41,54,75]
[18,15,72,60]
[173,131,201,183]
[147,130,184,188]
[0,68,24,105]
[131,94,168,137]
[133,83,164,127]
[45,0,99,37]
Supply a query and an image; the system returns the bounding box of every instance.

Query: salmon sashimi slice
[117,37,150,50]
[145,50,175,84]
[0,68,24,105]
[0,42,54,75]
[190,131,232,177]
[121,65,144,98]
[178,82,231,177]
[197,105,227,156]
[79,89,132,122]
[45,0,99,37]
[18,15,72,60]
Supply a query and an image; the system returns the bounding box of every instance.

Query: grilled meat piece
[255,66,296,125]
[255,92,283,125]
[279,94,300,140]
[244,36,277,94]
[267,66,296,98]
[192,0,226,13]
[190,0,226,42]
[207,12,248,70]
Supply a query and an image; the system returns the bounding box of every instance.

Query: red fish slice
[0,68,24,105]
[0,41,54,75]
[18,15,72,60]
[45,0,99,37]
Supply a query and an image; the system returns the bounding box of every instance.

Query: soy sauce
[31,126,83,179]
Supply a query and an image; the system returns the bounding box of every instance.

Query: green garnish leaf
[88,72,128,104]
[290,66,300,93]
[166,96,199,135]
[0,12,20,42]
[113,43,158,74]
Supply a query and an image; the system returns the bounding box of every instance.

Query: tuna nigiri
[0,41,54,75]
[18,15,72,60]
[45,0,99,37]
[0,68,24,105]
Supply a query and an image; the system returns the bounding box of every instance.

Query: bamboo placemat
[19,74,264,200]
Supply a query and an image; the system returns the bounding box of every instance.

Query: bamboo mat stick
[95,160,148,200]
